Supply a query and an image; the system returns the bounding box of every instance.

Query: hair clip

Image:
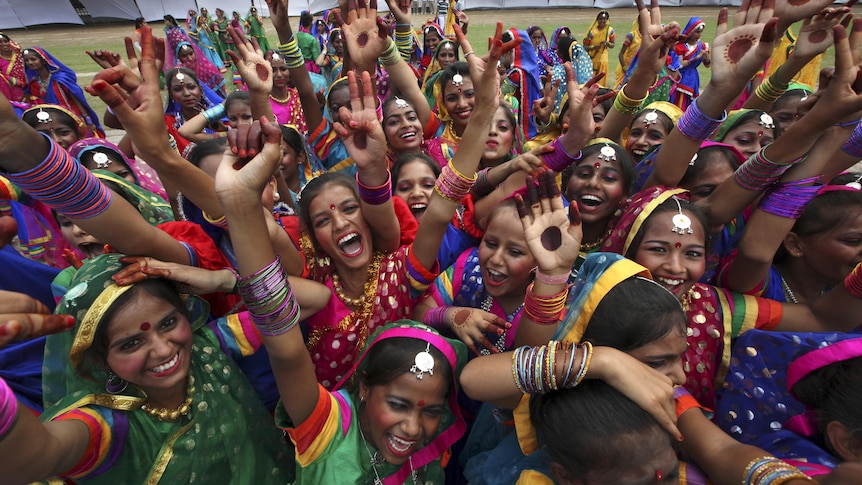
[643,110,659,126]
[671,197,693,234]
[847,173,862,191]
[36,108,52,123]
[598,144,616,162]
[271,52,282,62]
[451,73,464,87]
[410,342,435,380]
[759,113,775,129]
[394,97,409,109]
[92,152,112,169]
[688,153,698,166]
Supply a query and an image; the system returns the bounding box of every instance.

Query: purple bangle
[356,172,392,205]
[757,176,821,219]
[733,148,803,192]
[676,98,726,141]
[842,122,862,158]
[425,306,449,329]
[0,377,20,440]
[542,138,582,173]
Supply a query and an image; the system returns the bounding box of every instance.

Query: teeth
[149,353,179,373]
[389,434,416,453]
[656,277,684,286]
[410,203,427,211]
[338,233,358,246]
[400,132,416,139]
[632,149,647,156]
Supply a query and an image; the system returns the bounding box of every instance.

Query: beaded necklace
[780,275,799,304]
[442,120,462,145]
[141,376,194,421]
[357,421,424,485]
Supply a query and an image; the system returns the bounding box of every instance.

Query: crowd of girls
[5,0,862,483]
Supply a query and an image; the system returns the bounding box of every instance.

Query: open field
[3,6,855,131]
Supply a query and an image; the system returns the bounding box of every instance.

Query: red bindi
[416,400,425,407]
[594,162,601,169]
[330,204,336,211]
[757,131,764,137]
[674,242,682,248]
[656,469,663,480]
[140,322,151,331]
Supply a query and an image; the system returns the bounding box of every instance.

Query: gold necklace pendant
[269,93,291,104]
[141,378,195,421]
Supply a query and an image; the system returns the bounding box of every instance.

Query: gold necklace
[444,120,462,144]
[141,377,194,421]
[579,237,605,252]
[331,271,366,307]
[270,92,291,104]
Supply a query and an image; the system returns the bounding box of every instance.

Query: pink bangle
[356,172,392,205]
[844,263,862,299]
[534,270,571,286]
[0,377,20,440]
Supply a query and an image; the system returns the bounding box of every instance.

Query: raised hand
[709,0,779,94]
[445,307,511,356]
[516,170,582,275]
[216,117,283,202]
[792,8,850,59]
[0,290,73,350]
[559,65,600,153]
[532,78,561,125]
[774,0,843,32]
[112,256,236,295]
[804,20,862,124]
[635,0,682,75]
[86,49,124,70]
[384,0,411,25]
[226,25,273,95]
[341,0,389,71]
[455,22,519,101]
[333,71,388,176]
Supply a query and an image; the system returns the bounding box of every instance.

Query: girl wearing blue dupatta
[670,18,710,110]
[22,47,103,137]
[186,10,226,71]
[502,29,543,142]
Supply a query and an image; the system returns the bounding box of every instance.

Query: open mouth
[399,131,417,140]
[485,268,507,286]
[337,232,363,257]
[410,203,427,217]
[655,276,685,294]
[579,194,603,209]
[387,434,418,457]
[78,242,104,260]
[455,109,473,120]
[631,149,647,158]
[149,352,181,375]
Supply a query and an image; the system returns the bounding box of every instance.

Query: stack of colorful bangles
[523,282,568,325]
[512,340,593,394]
[435,163,476,202]
[236,256,300,336]
[742,456,814,484]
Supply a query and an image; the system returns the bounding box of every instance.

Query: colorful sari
[604,186,784,408]
[164,26,226,97]
[614,19,641,90]
[279,321,467,484]
[245,10,271,53]
[504,29,543,141]
[763,27,822,91]
[715,330,862,476]
[163,70,224,158]
[186,13,225,71]
[41,254,292,484]
[0,33,25,102]
[23,47,103,136]
[669,18,709,111]
[583,13,615,83]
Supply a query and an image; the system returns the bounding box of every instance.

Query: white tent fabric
[79,0,141,20]
[135,0,197,22]
[0,0,26,30]
[4,0,82,28]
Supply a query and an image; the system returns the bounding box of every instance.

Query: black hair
[482,198,520,231]
[624,197,712,260]
[531,380,670,482]
[679,145,741,189]
[772,89,810,112]
[631,109,675,137]
[165,67,201,89]
[188,138,227,168]
[382,95,414,118]
[527,26,544,38]
[163,15,178,27]
[82,279,190,379]
[391,152,441,189]
[437,61,469,90]
[719,109,781,141]
[22,106,79,133]
[79,148,132,173]
[280,125,308,159]
[360,337,453,390]
[562,142,635,198]
[300,11,313,27]
[556,36,574,62]
[224,90,251,114]
[434,39,458,59]
[581,277,686,351]
[596,87,614,117]
[792,355,862,456]
[329,28,343,45]
[297,172,360,248]
[775,173,862,262]
[135,17,145,29]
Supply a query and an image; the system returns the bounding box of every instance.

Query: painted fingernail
[678,435,685,442]
[65,316,75,327]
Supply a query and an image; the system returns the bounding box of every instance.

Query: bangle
[541,137,582,173]
[754,74,790,104]
[356,172,392,205]
[5,133,112,219]
[844,263,862,299]
[841,121,862,158]
[472,168,495,197]
[742,456,814,484]
[676,97,726,141]
[225,267,240,294]
[0,377,20,440]
[734,148,805,192]
[236,256,300,336]
[379,38,401,67]
[513,341,592,394]
[424,306,449,329]
[202,210,229,228]
[523,282,568,325]
[612,83,646,115]
[435,163,477,203]
[202,104,226,124]
[395,23,411,27]
[278,39,304,69]
[534,270,571,286]
[757,176,820,219]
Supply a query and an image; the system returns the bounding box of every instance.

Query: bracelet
[534,270,570,286]
[424,306,449,329]
[757,176,820,219]
[435,163,477,203]
[202,104,226,124]
[742,456,814,484]
[541,137,582,173]
[395,23,412,27]
[512,341,592,394]
[472,168,495,197]
[5,133,112,219]
[523,282,568,325]
[841,121,862,158]
[0,377,20,440]
[356,172,392,205]
[676,97,726,141]
[754,74,790,104]
[236,256,300,336]
[733,148,805,192]
[202,210,229,228]
[379,38,401,67]
[277,39,304,69]
[224,267,240,294]
[844,263,862,299]
[612,84,646,115]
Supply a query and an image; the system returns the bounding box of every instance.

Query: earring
[273,191,281,201]
[106,371,128,394]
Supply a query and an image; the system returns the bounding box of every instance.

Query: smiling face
[383,100,423,153]
[35,119,80,150]
[436,42,457,70]
[442,76,475,133]
[633,208,707,298]
[359,370,448,465]
[597,14,609,29]
[425,29,442,54]
[23,51,44,71]
[795,209,862,286]
[626,112,670,162]
[104,291,194,407]
[478,205,537,310]
[0,35,13,55]
[482,106,516,165]
[226,101,253,128]
[308,183,373,271]
[721,119,774,159]
[58,213,103,260]
[565,152,626,230]
[271,58,292,89]
[394,159,436,221]
[169,73,202,111]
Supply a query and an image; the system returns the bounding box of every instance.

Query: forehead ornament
[92,152,111,169]
[394,97,409,109]
[451,73,464,87]
[847,174,862,191]
[643,110,659,126]
[410,342,435,380]
[36,108,52,123]
[759,113,775,129]
[598,144,616,162]
[671,197,693,235]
